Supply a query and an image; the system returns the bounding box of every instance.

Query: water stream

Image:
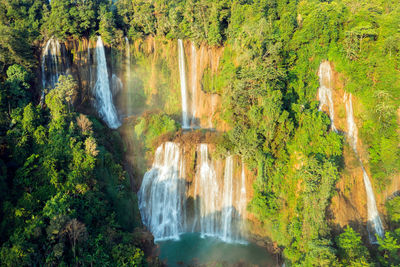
[138,142,186,241]
[318,61,337,132]
[41,38,64,100]
[318,61,384,243]
[343,92,384,242]
[139,142,247,243]
[190,42,198,127]
[94,36,121,129]
[178,39,190,129]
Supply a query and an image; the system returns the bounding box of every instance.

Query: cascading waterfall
[94,36,121,129]
[192,149,244,242]
[190,42,197,127]
[138,142,186,241]
[41,38,62,99]
[318,61,337,132]
[178,39,190,129]
[193,144,220,236]
[221,156,234,241]
[139,142,247,243]
[344,93,384,242]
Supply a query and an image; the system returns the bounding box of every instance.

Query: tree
[336,226,371,266]
[63,219,87,261]
[45,75,76,126]
[377,232,400,266]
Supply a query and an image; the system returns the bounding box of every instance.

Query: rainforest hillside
[1,0,400,266]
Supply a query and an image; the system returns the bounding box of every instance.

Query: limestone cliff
[320,61,400,235]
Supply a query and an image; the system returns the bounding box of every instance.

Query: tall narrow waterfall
[138,142,185,241]
[344,93,384,242]
[190,42,197,127]
[139,142,248,243]
[222,156,234,241]
[94,36,121,129]
[178,39,190,129]
[41,38,62,99]
[318,61,337,132]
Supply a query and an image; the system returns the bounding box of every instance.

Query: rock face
[319,61,399,236]
[40,36,228,131]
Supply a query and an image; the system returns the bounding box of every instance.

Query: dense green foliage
[1,74,145,266]
[1,0,400,266]
[134,111,178,150]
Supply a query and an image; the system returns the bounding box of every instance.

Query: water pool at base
[157,233,277,266]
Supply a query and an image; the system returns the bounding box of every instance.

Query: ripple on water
[157,232,277,267]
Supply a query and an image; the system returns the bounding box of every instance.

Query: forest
[1,0,400,266]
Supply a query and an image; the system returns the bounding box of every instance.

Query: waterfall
[178,39,190,129]
[41,38,62,99]
[318,61,337,132]
[194,144,220,236]
[192,145,245,242]
[190,42,197,127]
[140,142,247,243]
[344,92,384,242]
[221,156,234,242]
[138,142,186,241]
[94,36,121,129]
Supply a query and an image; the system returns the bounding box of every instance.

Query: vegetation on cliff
[1,73,146,266]
[0,0,399,266]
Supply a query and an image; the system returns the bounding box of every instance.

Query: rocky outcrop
[40,36,228,132]
[320,61,400,235]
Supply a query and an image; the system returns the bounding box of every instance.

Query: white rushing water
[193,145,245,242]
[344,92,384,242]
[41,38,62,99]
[178,39,190,129]
[94,36,121,129]
[138,142,186,241]
[222,156,234,242]
[139,142,247,243]
[190,42,198,127]
[318,61,337,132]
[194,144,220,236]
